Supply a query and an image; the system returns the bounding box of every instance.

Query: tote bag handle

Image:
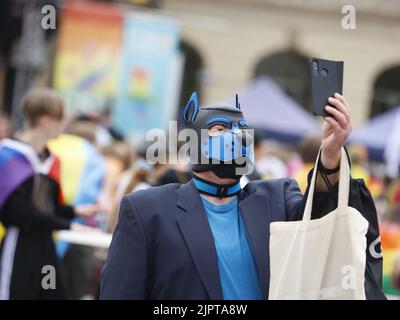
[303,147,351,221]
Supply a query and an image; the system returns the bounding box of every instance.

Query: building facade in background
[1,0,400,128]
[164,0,400,127]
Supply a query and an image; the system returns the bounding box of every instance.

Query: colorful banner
[113,13,182,139]
[53,2,183,139]
[48,134,105,206]
[53,2,123,114]
[381,223,400,298]
[48,134,106,257]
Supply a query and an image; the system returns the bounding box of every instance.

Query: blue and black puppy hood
[182,92,255,179]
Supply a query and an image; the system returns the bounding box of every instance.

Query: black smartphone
[310,57,343,116]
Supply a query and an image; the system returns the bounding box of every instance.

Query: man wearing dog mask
[100,92,382,300]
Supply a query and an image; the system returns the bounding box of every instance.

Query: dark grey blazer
[100,176,340,300]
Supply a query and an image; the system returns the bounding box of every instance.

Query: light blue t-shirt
[201,196,263,300]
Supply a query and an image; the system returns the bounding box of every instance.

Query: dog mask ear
[183,92,199,126]
[235,93,241,110]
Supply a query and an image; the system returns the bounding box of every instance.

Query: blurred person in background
[253,140,288,180]
[98,107,123,143]
[65,119,98,146]
[391,207,400,296]
[73,111,123,148]
[348,144,385,199]
[52,118,107,300]
[110,158,154,233]
[92,143,151,298]
[380,204,400,298]
[0,88,99,299]
[387,177,400,210]
[348,144,370,181]
[152,143,192,186]
[0,111,11,140]
[99,142,135,232]
[293,135,321,193]
[155,163,192,185]
[393,182,400,207]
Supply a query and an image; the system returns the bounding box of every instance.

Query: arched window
[370,66,400,117]
[177,40,204,127]
[253,50,311,111]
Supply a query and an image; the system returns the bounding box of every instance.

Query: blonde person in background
[348,144,387,199]
[0,88,99,300]
[348,144,370,182]
[109,158,154,233]
[99,142,133,218]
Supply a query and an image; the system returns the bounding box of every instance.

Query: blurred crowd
[0,88,400,299]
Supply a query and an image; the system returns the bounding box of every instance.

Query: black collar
[192,174,241,199]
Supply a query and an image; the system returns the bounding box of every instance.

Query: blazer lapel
[239,192,271,299]
[176,181,223,300]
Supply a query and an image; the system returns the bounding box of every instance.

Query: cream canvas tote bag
[269,148,369,300]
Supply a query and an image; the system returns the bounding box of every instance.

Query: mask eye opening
[207,116,232,127]
[238,120,248,128]
[207,122,229,129]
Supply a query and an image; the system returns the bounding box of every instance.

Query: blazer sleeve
[284,169,339,221]
[100,195,149,300]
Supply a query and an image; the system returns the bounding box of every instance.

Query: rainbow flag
[54,2,122,97]
[0,140,36,240]
[381,223,400,297]
[0,140,36,209]
[48,134,105,257]
[0,139,62,240]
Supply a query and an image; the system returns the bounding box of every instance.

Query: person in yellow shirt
[348,144,370,181]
